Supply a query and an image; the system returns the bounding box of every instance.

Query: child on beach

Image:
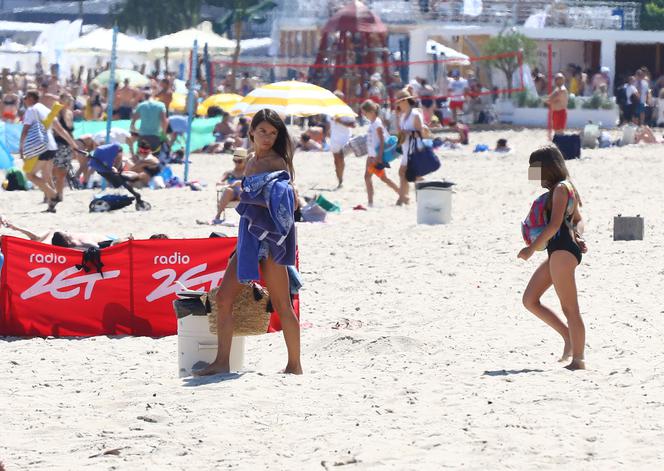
[518,145,588,370]
[195,108,302,376]
[361,100,400,207]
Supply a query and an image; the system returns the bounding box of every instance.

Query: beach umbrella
[148,28,234,57]
[64,28,151,55]
[92,69,150,88]
[197,93,243,115]
[230,81,356,117]
[426,40,470,66]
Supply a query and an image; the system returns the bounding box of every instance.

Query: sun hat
[233,147,248,159]
[394,89,417,103]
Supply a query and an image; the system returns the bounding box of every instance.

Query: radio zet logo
[153,252,191,265]
[29,253,67,264]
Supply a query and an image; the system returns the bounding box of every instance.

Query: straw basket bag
[207,283,271,336]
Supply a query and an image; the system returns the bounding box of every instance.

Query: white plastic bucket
[177,314,245,377]
[416,181,454,225]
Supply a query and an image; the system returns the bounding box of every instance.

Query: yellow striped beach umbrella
[197,93,243,116]
[230,81,356,118]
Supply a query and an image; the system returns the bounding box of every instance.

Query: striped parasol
[197,93,243,116]
[230,81,356,118]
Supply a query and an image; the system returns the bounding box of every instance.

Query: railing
[368,0,641,30]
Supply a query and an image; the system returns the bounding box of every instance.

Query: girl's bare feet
[282,362,303,375]
[192,360,230,377]
[558,337,572,363]
[565,358,586,371]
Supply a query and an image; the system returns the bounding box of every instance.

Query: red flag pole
[547,43,553,141]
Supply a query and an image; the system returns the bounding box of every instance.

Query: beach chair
[581,123,600,149]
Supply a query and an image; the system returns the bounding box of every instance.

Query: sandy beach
[1,128,664,469]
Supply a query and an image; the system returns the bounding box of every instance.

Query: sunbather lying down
[1,216,168,249]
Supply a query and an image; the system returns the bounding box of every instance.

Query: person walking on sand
[20,90,80,212]
[195,108,302,376]
[361,100,399,207]
[544,73,569,135]
[394,89,423,206]
[519,145,588,370]
[329,90,355,188]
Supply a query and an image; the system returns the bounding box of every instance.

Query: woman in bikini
[195,109,302,376]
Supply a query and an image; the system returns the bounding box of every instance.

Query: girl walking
[361,100,399,207]
[518,145,587,370]
[195,109,302,376]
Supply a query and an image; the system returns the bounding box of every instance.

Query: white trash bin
[416,181,455,225]
[176,301,245,377]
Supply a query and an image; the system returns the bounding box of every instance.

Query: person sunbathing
[1,217,120,249]
[443,121,470,145]
[211,148,247,224]
[296,133,322,151]
[122,140,161,185]
[635,126,662,144]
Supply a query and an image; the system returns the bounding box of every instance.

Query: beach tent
[310,1,392,103]
[425,40,470,66]
[63,28,151,55]
[148,28,234,57]
[231,81,356,118]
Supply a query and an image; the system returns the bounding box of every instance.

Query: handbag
[208,282,271,336]
[405,131,441,182]
[23,120,49,158]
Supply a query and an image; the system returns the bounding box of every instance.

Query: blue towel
[236,171,297,283]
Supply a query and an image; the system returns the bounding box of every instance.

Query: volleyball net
[207,50,525,106]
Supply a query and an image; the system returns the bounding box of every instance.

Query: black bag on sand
[553,134,581,160]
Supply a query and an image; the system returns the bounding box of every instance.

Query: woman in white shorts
[395,89,423,205]
[329,91,355,188]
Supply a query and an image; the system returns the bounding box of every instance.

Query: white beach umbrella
[64,28,151,55]
[426,40,471,66]
[230,81,356,118]
[148,28,234,57]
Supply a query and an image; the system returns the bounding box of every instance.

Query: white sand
[2,129,664,469]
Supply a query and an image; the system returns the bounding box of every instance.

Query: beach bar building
[366,0,664,94]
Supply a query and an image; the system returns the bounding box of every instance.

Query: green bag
[4,167,28,191]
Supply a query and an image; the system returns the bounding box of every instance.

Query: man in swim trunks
[115,78,139,120]
[544,72,569,135]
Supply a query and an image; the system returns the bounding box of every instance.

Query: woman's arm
[413,113,423,133]
[530,184,569,251]
[375,125,385,162]
[3,220,49,242]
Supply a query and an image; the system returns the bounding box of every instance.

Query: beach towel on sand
[236,171,296,283]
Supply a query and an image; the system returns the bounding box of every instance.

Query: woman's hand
[517,246,534,261]
[575,232,588,254]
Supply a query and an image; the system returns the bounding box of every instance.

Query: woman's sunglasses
[233,159,244,164]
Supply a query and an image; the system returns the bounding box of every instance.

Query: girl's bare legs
[549,251,586,370]
[215,187,236,220]
[333,151,345,188]
[260,257,302,374]
[522,259,572,362]
[379,173,400,194]
[194,254,244,376]
[397,165,410,205]
[364,161,374,206]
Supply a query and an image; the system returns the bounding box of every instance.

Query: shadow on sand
[181,371,247,387]
[483,369,544,377]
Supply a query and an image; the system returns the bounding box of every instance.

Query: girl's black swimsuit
[546,182,582,265]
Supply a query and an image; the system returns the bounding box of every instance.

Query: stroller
[85,147,152,212]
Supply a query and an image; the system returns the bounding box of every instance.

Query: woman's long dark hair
[250,108,295,178]
[529,145,581,210]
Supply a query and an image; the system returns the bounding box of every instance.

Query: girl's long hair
[250,108,295,178]
[529,145,582,210]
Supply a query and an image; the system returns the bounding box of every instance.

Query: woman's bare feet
[192,360,230,377]
[565,358,586,371]
[558,337,572,363]
[282,362,303,375]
